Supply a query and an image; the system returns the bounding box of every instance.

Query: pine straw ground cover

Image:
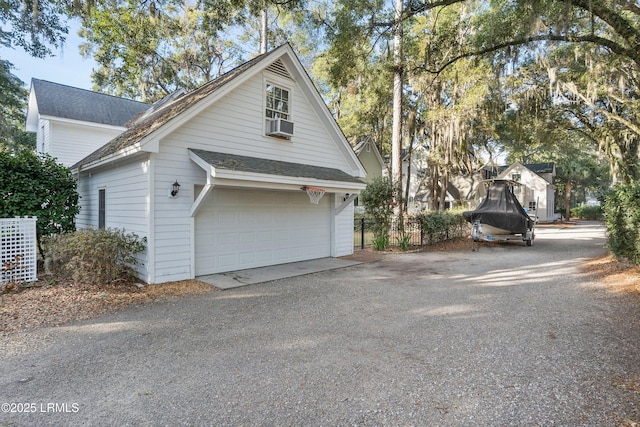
[0,278,214,339]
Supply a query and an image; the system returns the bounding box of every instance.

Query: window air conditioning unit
[267,118,294,137]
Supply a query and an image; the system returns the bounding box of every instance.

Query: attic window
[511,173,521,182]
[266,83,289,120]
[265,82,294,138]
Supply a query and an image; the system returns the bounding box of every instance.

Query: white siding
[76,156,151,281]
[36,120,50,155]
[147,69,359,282]
[166,71,354,173]
[49,121,125,167]
[334,194,355,257]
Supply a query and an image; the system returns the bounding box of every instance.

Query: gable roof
[80,44,359,173]
[495,162,556,179]
[28,79,149,128]
[525,162,555,175]
[353,138,384,166]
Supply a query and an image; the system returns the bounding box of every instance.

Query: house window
[528,201,537,211]
[265,83,289,120]
[98,189,106,229]
[511,173,521,182]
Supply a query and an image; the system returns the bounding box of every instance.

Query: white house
[26,79,150,167]
[29,44,367,284]
[497,162,556,222]
[353,137,384,184]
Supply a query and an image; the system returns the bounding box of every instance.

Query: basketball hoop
[302,186,326,204]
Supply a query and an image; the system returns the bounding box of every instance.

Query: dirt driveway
[1,222,639,426]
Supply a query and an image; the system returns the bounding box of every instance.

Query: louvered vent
[266,59,292,80]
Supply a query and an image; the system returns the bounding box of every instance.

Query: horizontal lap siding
[151,149,204,283]
[51,122,124,167]
[76,157,151,281]
[168,73,353,172]
[334,195,355,257]
[151,68,356,282]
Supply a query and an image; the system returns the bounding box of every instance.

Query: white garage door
[195,188,331,275]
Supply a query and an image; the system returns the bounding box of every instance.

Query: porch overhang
[189,148,366,216]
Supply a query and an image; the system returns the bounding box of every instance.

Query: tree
[0,60,36,151]
[0,0,72,58]
[0,150,80,254]
[78,0,306,101]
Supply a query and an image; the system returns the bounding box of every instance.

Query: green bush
[570,205,603,220]
[44,228,146,285]
[602,182,640,265]
[417,211,466,245]
[360,177,398,250]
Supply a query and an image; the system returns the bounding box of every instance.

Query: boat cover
[463,180,533,234]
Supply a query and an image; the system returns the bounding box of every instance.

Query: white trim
[39,115,128,132]
[190,182,214,217]
[147,154,156,284]
[73,143,150,172]
[188,149,366,193]
[190,216,195,279]
[334,193,358,215]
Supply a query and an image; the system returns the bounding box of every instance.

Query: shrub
[360,177,398,250]
[417,211,467,245]
[44,228,146,285]
[570,205,603,220]
[0,149,80,254]
[602,182,640,265]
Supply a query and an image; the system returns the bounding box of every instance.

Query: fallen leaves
[580,255,640,297]
[0,278,214,338]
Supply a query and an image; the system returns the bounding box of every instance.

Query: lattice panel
[1,217,37,284]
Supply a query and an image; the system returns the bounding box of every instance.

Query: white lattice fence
[1,217,37,284]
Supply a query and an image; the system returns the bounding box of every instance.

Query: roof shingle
[32,79,149,127]
[190,149,364,184]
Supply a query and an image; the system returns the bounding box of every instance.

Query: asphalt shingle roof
[32,79,149,127]
[525,162,555,174]
[190,149,364,184]
[72,51,267,169]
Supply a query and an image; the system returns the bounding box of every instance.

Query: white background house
[28,44,367,284]
[497,162,556,222]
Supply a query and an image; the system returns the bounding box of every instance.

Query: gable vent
[266,59,292,80]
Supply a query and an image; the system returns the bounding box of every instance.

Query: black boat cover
[463,180,533,234]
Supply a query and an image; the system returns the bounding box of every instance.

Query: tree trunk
[564,180,572,220]
[260,8,268,54]
[391,0,403,198]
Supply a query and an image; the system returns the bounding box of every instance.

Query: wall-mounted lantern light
[170,180,181,197]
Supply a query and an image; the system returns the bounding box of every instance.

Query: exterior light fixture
[170,180,181,197]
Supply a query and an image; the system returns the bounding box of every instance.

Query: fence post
[361,217,365,250]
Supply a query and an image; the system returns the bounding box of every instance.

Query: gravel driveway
[1,222,639,426]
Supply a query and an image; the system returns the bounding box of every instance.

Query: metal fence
[354,216,468,249]
[1,217,37,284]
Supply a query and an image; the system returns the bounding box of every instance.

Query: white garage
[195,188,331,275]
[71,44,368,284]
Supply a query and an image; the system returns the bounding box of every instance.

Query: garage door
[195,188,331,275]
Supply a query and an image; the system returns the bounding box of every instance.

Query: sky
[4,20,96,90]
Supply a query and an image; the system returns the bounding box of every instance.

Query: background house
[28,44,367,284]
[496,162,556,222]
[354,137,384,184]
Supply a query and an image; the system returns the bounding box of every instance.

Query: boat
[463,179,536,246]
